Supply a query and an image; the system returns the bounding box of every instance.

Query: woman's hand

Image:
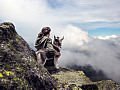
[55,52,61,58]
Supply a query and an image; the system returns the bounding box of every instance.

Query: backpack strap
[43,38,48,48]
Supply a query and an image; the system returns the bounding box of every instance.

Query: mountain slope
[0,22,57,90]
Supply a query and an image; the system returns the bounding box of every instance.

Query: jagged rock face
[0,22,57,90]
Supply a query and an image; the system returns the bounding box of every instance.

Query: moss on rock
[51,66,92,89]
[0,22,58,90]
[50,66,120,90]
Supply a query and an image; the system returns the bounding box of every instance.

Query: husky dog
[53,35,64,68]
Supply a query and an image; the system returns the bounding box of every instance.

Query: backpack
[36,38,53,65]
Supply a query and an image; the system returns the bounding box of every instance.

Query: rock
[81,84,98,90]
[67,64,111,82]
[93,80,120,90]
[51,66,120,90]
[0,22,57,90]
[51,66,93,89]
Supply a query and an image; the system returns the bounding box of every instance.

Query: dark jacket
[34,36,56,57]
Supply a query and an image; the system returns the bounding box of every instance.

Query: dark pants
[44,59,54,66]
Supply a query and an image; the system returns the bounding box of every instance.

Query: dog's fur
[53,35,64,68]
[36,35,64,68]
[36,48,47,65]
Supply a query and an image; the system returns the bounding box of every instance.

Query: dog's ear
[61,36,64,41]
[54,35,56,39]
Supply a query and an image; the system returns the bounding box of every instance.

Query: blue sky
[46,0,120,36]
[88,28,120,36]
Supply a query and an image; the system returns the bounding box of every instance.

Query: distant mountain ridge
[0,22,120,90]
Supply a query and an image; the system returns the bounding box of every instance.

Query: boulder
[0,22,57,90]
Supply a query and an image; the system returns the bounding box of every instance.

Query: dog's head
[53,35,64,48]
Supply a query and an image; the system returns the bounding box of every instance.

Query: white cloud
[94,35,118,40]
[47,0,120,23]
[58,25,120,83]
[0,0,61,42]
[53,25,89,49]
[0,0,120,29]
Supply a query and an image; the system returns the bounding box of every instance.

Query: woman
[34,27,60,66]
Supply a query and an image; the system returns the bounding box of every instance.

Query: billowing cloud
[58,25,120,83]
[0,0,61,43]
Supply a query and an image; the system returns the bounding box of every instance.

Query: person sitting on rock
[34,27,60,68]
